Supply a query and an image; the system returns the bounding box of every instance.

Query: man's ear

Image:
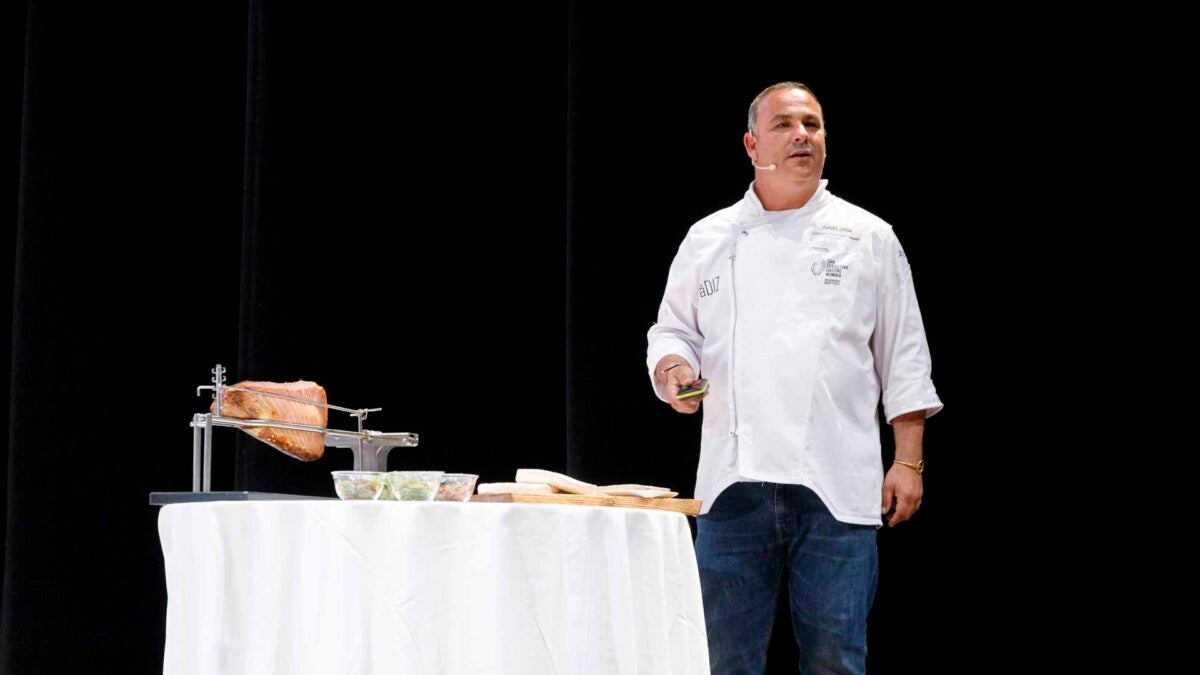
[743,131,757,160]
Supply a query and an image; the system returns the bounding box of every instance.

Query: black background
[3,2,1181,672]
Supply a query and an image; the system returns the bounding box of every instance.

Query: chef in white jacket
[646,82,943,675]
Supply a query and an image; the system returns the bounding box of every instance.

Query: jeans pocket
[701,482,763,522]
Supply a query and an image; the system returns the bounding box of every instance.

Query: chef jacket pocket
[788,242,859,318]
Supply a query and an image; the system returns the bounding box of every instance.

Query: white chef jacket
[647,180,943,523]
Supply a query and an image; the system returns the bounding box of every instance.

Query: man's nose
[791,124,809,144]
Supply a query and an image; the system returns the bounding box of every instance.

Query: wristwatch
[893,459,923,475]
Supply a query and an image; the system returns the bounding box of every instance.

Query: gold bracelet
[894,459,924,474]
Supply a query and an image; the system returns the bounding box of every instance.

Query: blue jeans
[696,482,878,675]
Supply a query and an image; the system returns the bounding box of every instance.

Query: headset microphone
[752,162,777,171]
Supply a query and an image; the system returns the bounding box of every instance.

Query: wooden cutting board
[469,492,702,516]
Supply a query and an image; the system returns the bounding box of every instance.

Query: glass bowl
[386,471,444,501]
[436,473,479,502]
[331,471,387,500]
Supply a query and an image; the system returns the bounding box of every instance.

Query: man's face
[745,88,826,181]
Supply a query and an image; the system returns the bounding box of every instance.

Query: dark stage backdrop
[4,1,1161,672]
[3,2,565,671]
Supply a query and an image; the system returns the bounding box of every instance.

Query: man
[646,82,943,674]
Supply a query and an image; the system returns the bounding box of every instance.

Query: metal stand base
[149,491,334,505]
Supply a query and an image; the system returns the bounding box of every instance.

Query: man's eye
[775,122,789,128]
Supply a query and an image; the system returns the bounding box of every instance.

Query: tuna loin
[213,380,328,461]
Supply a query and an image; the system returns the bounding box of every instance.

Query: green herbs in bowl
[331,471,386,500]
[386,471,444,501]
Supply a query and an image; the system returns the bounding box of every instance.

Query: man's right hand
[655,357,704,414]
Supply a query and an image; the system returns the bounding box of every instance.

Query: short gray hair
[747,81,821,135]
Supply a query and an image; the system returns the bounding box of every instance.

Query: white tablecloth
[159,501,709,674]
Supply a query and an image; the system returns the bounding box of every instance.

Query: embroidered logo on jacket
[811,259,849,285]
[699,275,720,298]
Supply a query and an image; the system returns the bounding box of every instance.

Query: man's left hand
[881,463,923,527]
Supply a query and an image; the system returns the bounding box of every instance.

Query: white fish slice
[597,484,678,499]
[476,482,558,495]
[514,468,598,495]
